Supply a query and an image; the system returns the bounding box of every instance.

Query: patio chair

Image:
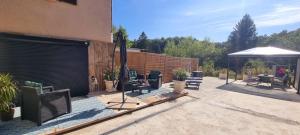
[273,75,289,88]
[147,70,163,89]
[123,69,144,91]
[13,81,55,107]
[21,86,71,126]
[128,69,144,83]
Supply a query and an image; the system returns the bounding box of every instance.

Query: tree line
[113,14,300,70]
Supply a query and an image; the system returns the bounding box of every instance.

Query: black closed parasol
[108,30,139,109]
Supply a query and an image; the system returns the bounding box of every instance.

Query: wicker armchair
[147,70,163,89]
[124,69,144,91]
[21,86,71,126]
[128,69,144,82]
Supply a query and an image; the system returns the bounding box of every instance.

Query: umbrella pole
[122,82,125,102]
[107,30,139,110]
[226,57,230,84]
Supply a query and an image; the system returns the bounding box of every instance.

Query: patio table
[257,74,274,87]
[131,83,150,95]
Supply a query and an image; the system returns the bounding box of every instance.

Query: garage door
[0,33,89,97]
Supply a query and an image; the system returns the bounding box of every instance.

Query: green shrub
[203,60,215,76]
[0,73,17,112]
[104,67,120,81]
[211,70,219,77]
[218,68,227,74]
[244,59,271,75]
[173,68,188,81]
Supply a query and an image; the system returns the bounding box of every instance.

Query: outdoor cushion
[148,79,158,82]
[128,69,138,80]
[24,81,43,94]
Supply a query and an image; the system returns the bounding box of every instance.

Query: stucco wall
[0,0,112,42]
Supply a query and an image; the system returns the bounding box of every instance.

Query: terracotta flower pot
[0,108,15,121]
[104,80,116,92]
[173,80,185,93]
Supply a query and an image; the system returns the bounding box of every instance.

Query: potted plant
[103,67,119,92]
[173,68,188,93]
[218,68,227,79]
[0,73,17,121]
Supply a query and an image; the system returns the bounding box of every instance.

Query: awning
[228,46,300,57]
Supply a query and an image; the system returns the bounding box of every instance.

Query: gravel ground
[67,77,300,135]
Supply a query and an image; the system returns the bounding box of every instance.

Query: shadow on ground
[125,87,173,99]
[217,83,300,103]
[100,97,198,135]
[209,102,300,126]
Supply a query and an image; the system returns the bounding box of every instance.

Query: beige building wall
[0,0,112,43]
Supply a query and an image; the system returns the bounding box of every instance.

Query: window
[59,0,77,5]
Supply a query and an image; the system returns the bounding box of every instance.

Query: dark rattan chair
[128,69,144,82]
[21,86,71,126]
[124,69,144,91]
[147,70,163,89]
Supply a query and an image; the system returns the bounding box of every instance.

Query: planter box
[243,74,248,81]
[237,74,243,80]
[0,108,15,121]
[219,73,227,80]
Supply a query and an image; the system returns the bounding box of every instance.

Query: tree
[228,14,257,74]
[257,29,300,50]
[164,36,221,66]
[228,14,257,52]
[146,38,167,53]
[113,25,132,47]
[133,32,149,49]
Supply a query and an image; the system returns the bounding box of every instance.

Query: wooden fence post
[163,55,167,83]
[144,52,147,79]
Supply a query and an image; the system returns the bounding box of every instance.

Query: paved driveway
[67,77,300,135]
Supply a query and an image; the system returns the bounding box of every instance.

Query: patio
[219,80,300,103]
[226,46,300,95]
[0,86,184,135]
[66,77,300,135]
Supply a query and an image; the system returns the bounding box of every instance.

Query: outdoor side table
[138,85,149,95]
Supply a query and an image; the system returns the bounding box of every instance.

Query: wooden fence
[88,41,114,90]
[115,51,199,82]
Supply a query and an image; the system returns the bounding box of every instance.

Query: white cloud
[183,11,197,16]
[182,5,242,17]
[255,4,300,27]
[181,0,262,17]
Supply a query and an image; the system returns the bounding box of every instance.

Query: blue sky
[113,0,300,42]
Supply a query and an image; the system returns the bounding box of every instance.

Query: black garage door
[0,33,89,97]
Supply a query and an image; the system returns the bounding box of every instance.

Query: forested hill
[257,28,300,50]
[113,13,300,69]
